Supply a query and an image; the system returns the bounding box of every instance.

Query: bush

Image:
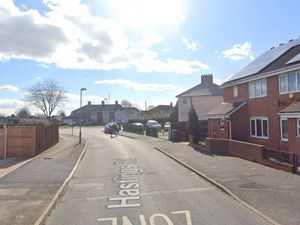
[17,119,51,127]
[188,106,201,142]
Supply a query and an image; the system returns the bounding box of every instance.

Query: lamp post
[79,87,87,144]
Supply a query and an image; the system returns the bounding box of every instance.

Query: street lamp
[79,87,87,144]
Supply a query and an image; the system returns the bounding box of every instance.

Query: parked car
[146,120,162,130]
[163,122,170,131]
[131,122,145,133]
[105,122,118,134]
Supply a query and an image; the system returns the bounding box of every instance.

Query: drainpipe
[3,125,7,159]
[224,118,232,140]
[211,119,214,138]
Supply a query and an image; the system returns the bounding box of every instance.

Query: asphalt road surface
[45,127,271,225]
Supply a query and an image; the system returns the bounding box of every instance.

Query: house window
[182,97,187,104]
[249,79,267,98]
[297,119,300,137]
[250,117,269,138]
[233,86,238,97]
[280,118,288,141]
[279,71,300,94]
[220,118,225,129]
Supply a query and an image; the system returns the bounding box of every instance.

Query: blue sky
[0,0,299,116]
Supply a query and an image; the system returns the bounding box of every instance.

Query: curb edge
[153,146,281,225]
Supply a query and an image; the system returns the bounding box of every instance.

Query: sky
[0,0,300,116]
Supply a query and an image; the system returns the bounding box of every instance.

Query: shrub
[17,119,51,127]
[188,106,201,142]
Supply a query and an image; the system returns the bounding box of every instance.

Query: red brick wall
[288,118,300,153]
[205,138,228,154]
[206,138,295,172]
[228,139,264,162]
[207,119,229,139]
[223,75,300,153]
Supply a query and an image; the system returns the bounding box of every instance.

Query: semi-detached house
[206,38,300,154]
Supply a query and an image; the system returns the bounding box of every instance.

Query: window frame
[249,117,269,139]
[249,78,267,99]
[220,118,225,130]
[279,71,300,94]
[280,118,288,141]
[233,86,238,97]
[297,119,300,137]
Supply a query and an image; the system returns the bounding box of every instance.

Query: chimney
[88,101,91,105]
[201,74,213,83]
[101,100,105,105]
[115,100,118,105]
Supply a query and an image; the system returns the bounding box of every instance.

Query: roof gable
[177,81,222,97]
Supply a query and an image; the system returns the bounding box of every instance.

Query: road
[45,127,271,225]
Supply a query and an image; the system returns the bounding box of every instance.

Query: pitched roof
[176,81,222,97]
[147,105,172,113]
[206,100,246,118]
[280,101,300,113]
[71,104,123,114]
[223,37,300,86]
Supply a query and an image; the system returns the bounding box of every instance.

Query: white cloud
[219,41,254,61]
[182,37,198,51]
[213,78,223,85]
[94,79,181,92]
[0,84,19,92]
[138,33,164,48]
[0,0,208,74]
[0,98,27,116]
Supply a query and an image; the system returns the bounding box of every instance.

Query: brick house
[71,101,140,125]
[177,74,223,122]
[206,38,300,154]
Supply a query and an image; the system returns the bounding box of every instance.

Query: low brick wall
[205,138,296,173]
[228,139,264,162]
[0,124,58,159]
[205,138,228,154]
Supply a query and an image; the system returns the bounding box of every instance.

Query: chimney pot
[101,100,105,105]
[88,101,91,105]
[201,74,213,83]
[115,100,118,105]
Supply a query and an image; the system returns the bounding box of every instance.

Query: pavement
[0,133,87,225]
[119,131,300,225]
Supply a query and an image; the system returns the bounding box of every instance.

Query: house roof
[206,100,246,118]
[148,105,172,112]
[280,101,300,113]
[176,81,222,97]
[71,104,123,114]
[223,37,300,86]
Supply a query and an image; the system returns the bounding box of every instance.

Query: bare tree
[16,107,31,118]
[121,99,133,108]
[57,110,66,117]
[25,79,67,119]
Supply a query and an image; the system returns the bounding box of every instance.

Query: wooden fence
[0,124,58,159]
